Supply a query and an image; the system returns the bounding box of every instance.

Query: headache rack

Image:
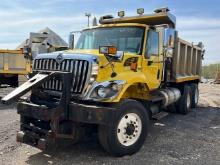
[99,8,176,28]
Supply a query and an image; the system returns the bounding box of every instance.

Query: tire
[176,85,192,115]
[10,75,18,87]
[190,83,199,108]
[98,99,149,157]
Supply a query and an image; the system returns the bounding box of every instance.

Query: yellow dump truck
[0,49,31,87]
[2,8,204,156]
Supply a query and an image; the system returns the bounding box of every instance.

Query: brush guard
[2,71,116,150]
[2,71,74,150]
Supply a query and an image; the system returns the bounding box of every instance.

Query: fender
[109,71,150,102]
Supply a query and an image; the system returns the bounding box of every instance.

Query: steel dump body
[0,49,31,75]
[172,38,203,83]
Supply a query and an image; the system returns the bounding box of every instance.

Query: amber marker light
[108,46,117,54]
[130,62,138,71]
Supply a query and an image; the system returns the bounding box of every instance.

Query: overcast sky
[0,0,219,64]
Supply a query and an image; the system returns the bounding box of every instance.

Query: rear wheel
[190,83,199,108]
[98,99,149,156]
[176,85,192,114]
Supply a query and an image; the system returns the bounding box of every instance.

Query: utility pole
[85,13,91,27]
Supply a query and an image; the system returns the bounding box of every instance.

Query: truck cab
[2,8,204,156]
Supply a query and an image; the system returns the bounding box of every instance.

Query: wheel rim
[187,92,191,109]
[117,113,142,146]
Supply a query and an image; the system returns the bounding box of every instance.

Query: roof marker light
[118,11,125,18]
[137,8,144,15]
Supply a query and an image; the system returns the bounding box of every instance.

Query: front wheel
[98,99,149,156]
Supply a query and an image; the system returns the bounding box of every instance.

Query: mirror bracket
[69,33,74,49]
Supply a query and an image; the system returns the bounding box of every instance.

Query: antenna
[93,17,97,26]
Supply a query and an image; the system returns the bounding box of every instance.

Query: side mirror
[99,46,124,62]
[99,46,117,55]
[164,47,173,57]
[69,33,74,49]
[115,51,124,62]
[164,28,175,48]
[22,46,32,59]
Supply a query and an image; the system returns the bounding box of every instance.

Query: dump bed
[0,49,31,75]
[171,37,203,83]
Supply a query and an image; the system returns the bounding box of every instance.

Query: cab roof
[83,23,148,31]
[99,9,176,28]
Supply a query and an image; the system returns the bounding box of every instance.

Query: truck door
[142,29,161,89]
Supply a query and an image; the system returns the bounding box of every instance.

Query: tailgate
[0,49,31,75]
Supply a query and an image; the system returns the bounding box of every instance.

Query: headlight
[88,80,126,100]
[97,86,108,98]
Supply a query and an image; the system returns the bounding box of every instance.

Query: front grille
[33,59,90,94]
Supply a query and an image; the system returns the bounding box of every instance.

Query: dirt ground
[0,84,219,165]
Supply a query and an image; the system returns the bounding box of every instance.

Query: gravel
[0,84,219,165]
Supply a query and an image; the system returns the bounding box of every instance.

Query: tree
[202,63,220,79]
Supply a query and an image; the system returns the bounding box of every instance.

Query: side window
[145,30,159,58]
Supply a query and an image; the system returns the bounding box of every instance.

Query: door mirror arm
[69,33,74,49]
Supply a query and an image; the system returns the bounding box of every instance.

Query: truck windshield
[75,27,145,55]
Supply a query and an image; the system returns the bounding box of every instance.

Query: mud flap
[1,72,55,104]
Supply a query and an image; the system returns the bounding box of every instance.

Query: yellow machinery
[2,8,204,156]
[0,49,31,87]
[0,28,68,87]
